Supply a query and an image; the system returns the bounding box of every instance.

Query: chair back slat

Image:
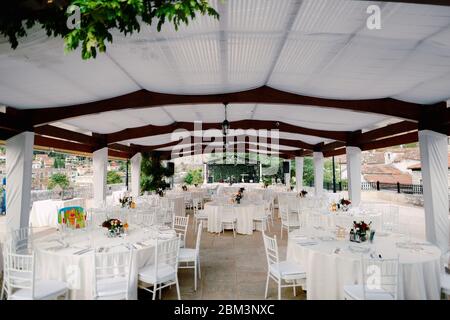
[361,256,399,300]
[262,232,279,267]
[93,249,133,299]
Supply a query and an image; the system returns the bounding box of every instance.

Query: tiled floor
[140,210,306,300]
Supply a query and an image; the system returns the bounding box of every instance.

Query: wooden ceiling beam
[24,86,426,126]
[106,120,348,145]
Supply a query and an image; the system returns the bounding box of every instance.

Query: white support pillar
[313,152,324,196]
[203,163,208,185]
[284,160,291,189]
[6,132,34,230]
[93,147,108,207]
[295,157,304,191]
[259,162,263,183]
[346,146,362,206]
[130,152,142,198]
[419,130,449,253]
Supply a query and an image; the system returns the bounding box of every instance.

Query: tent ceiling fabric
[56,103,392,139]
[1,0,450,109]
[1,0,449,158]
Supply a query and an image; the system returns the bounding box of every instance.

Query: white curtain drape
[295,156,304,191]
[346,146,362,206]
[419,130,449,253]
[93,148,108,207]
[6,132,34,230]
[130,152,142,198]
[313,152,324,196]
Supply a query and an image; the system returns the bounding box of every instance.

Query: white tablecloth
[33,225,176,300]
[29,198,86,228]
[205,201,265,235]
[286,227,442,300]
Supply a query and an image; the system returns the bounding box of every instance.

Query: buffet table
[286,227,441,300]
[29,198,86,228]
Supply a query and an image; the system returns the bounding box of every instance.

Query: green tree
[2,1,219,60]
[53,157,65,168]
[140,152,173,192]
[48,173,70,190]
[107,171,122,184]
[184,168,203,185]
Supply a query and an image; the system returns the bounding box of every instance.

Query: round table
[33,225,176,300]
[204,201,266,235]
[286,227,441,300]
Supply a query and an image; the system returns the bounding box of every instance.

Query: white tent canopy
[0,0,448,252]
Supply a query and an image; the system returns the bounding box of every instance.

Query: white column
[419,130,449,253]
[259,162,263,183]
[93,147,108,207]
[284,160,291,188]
[295,157,304,191]
[130,152,142,198]
[203,163,208,184]
[313,152,324,196]
[346,146,362,206]
[6,132,34,230]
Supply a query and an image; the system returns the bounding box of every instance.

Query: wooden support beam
[24,86,426,126]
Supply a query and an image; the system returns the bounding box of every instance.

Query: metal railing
[321,181,424,195]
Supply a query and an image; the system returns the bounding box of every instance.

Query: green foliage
[107,170,123,184]
[209,163,259,183]
[1,1,219,60]
[140,152,173,192]
[53,156,66,169]
[184,168,203,185]
[48,173,70,190]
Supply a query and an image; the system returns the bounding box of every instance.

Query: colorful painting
[58,206,86,229]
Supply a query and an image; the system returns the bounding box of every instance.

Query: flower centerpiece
[102,218,127,237]
[298,190,308,198]
[338,198,352,211]
[234,191,243,204]
[350,221,372,243]
[119,195,133,208]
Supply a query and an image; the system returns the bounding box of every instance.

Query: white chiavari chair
[220,206,237,238]
[193,200,208,233]
[279,202,300,239]
[93,249,133,300]
[381,205,399,233]
[262,232,306,300]
[344,256,399,300]
[253,203,270,232]
[178,222,203,291]
[138,237,181,300]
[173,215,189,248]
[3,250,68,300]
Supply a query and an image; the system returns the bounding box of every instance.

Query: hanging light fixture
[221,102,230,136]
